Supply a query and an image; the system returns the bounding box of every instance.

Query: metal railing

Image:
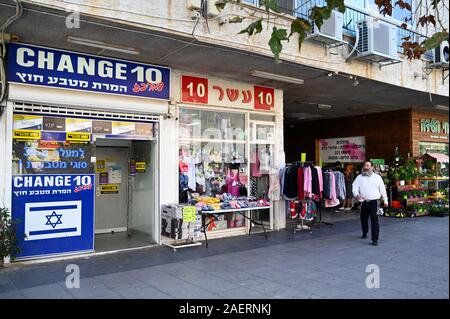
[243,0,433,59]
[294,0,430,56]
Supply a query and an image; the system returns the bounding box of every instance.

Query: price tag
[182,206,197,222]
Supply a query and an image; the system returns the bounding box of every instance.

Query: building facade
[0,0,448,261]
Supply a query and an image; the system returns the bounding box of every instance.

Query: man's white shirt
[352,172,388,203]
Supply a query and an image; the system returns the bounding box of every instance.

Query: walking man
[352,160,388,246]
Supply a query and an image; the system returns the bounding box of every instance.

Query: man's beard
[362,170,373,176]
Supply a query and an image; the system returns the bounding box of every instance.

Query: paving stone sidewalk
[0,216,448,299]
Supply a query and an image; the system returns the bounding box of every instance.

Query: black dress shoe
[361,234,367,239]
[371,241,378,246]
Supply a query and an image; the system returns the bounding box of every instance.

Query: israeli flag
[25,201,82,241]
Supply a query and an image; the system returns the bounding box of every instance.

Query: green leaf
[228,16,245,24]
[268,27,289,63]
[422,31,449,50]
[310,6,332,31]
[290,18,311,51]
[260,0,281,13]
[326,0,346,13]
[238,18,263,36]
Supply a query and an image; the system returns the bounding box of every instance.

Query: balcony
[243,0,433,59]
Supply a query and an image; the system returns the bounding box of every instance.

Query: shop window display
[178,108,271,231]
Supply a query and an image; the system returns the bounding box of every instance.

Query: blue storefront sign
[7,43,170,100]
[12,174,95,258]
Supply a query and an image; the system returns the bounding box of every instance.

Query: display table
[199,206,271,247]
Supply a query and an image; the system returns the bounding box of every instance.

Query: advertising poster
[129,159,136,176]
[11,174,95,258]
[12,140,94,175]
[66,118,92,133]
[99,172,109,184]
[319,136,366,163]
[42,117,66,132]
[112,122,135,135]
[13,114,43,130]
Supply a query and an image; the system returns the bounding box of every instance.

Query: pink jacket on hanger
[303,166,312,198]
[325,173,340,207]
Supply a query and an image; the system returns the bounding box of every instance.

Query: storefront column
[0,101,13,211]
[158,111,179,242]
[274,90,285,231]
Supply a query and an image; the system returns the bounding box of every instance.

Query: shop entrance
[94,138,156,252]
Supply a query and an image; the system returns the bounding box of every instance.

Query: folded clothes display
[161,205,202,240]
[189,193,271,212]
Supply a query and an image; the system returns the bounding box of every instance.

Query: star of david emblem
[45,211,63,229]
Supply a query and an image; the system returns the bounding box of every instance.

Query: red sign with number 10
[254,86,274,110]
[181,75,208,104]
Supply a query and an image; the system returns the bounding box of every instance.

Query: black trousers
[360,200,379,241]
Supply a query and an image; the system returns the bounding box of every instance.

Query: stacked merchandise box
[161,204,202,240]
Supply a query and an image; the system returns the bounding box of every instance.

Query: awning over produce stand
[423,153,449,163]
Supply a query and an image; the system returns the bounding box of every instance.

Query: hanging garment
[268,168,281,201]
[303,166,312,198]
[297,166,304,200]
[300,201,308,220]
[185,156,196,191]
[196,173,206,194]
[283,165,298,200]
[325,173,340,207]
[251,150,261,177]
[311,166,320,201]
[306,201,318,221]
[334,171,346,200]
[259,148,271,174]
[323,171,332,200]
[226,168,240,197]
[256,175,269,199]
[250,177,257,197]
[315,166,323,194]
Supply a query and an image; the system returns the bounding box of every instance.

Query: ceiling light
[67,36,141,55]
[317,104,332,110]
[249,70,304,85]
[434,104,449,111]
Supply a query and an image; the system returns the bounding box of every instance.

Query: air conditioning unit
[309,10,344,45]
[206,0,219,17]
[356,18,398,63]
[434,40,449,65]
